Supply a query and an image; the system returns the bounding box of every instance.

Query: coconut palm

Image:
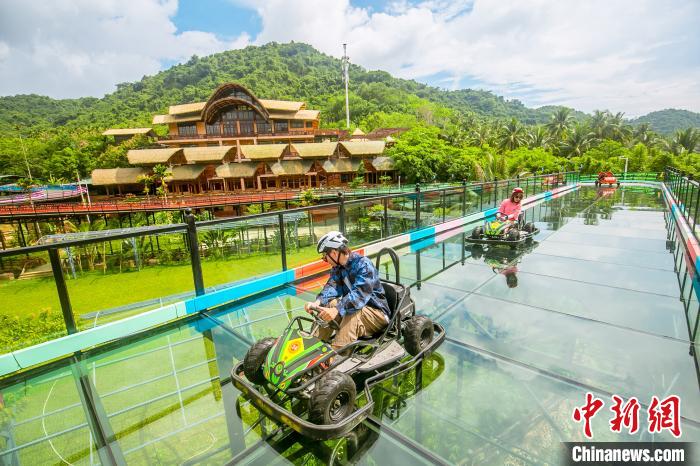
[559,123,597,158]
[498,118,527,151]
[632,123,654,146]
[468,122,494,147]
[471,150,507,181]
[528,125,553,150]
[590,110,611,140]
[673,128,700,154]
[546,108,574,141]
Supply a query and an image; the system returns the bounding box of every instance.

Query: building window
[206,123,220,135]
[178,123,197,137]
[239,121,254,135]
[257,121,272,134]
[290,120,304,129]
[223,121,237,136]
[305,121,313,128]
[274,120,288,133]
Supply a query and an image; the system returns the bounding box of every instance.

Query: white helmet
[317,231,349,253]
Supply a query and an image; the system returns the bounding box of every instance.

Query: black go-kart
[231,248,446,440]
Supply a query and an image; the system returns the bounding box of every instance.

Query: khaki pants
[317,299,388,350]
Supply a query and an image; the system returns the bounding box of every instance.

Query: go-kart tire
[403,315,434,356]
[522,222,535,233]
[471,226,483,239]
[309,371,356,425]
[507,229,520,241]
[243,337,276,385]
[594,180,599,187]
[617,182,620,187]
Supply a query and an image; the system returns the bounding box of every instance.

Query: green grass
[0,246,319,322]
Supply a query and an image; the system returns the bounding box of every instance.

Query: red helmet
[512,187,524,195]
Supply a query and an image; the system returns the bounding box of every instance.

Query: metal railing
[664,167,700,241]
[0,171,579,354]
[578,172,662,182]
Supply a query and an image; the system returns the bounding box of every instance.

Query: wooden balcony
[159,128,345,144]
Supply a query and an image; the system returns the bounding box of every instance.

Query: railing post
[492,178,497,207]
[415,183,421,229]
[383,197,389,237]
[184,208,205,296]
[49,247,78,334]
[441,189,446,223]
[462,179,467,216]
[479,182,483,211]
[338,192,346,234]
[278,212,287,271]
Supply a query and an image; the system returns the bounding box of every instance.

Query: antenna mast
[342,43,350,129]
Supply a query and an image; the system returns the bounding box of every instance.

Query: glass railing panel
[386,194,417,234]
[0,250,66,352]
[344,198,385,248]
[284,209,325,270]
[199,216,282,290]
[62,231,194,330]
[418,190,441,227]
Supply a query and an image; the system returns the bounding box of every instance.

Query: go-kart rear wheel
[243,337,276,385]
[403,315,434,356]
[522,222,535,233]
[471,226,483,239]
[309,371,356,425]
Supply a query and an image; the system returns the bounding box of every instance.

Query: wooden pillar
[240,178,245,191]
[257,176,262,190]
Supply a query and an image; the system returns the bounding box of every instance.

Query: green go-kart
[466,212,539,249]
[231,248,445,440]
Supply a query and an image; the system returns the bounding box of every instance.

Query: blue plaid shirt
[317,252,390,318]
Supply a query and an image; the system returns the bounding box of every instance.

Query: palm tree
[471,150,507,181]
[607,111,632,143]
[590,110,611,140]
[632,123,654,146]
[546,108,574,141]
[559,123,597,158]
[528,126,553,150]
[468,122,493,147]
[498,118,527,151]
[673,128,700,154]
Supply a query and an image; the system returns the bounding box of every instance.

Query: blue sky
[0,0,698,116]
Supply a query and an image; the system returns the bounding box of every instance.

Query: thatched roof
[259,99,305,112]
[240,144,286,160]
[152,114,200,124]
[351,128,366,136]
[127,148,185,165]
[339,140,386,156]
[216,162,257,178]
[102,128,154,137]
[322,159,361,173]
[372,156,395,171]
[168,102,206,115]
[166,165,208,181]
[182,146,236,163]
[270,160,312,176]
[91,168,147,186]
[291,142,337,158]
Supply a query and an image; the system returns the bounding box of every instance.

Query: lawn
[0,246,319,323]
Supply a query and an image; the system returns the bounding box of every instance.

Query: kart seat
[382,282,398,317]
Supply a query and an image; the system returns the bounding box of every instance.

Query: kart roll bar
[374,247,400,284]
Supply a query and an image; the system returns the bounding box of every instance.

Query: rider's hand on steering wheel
[304,300,321,314]
[318,306,338,322]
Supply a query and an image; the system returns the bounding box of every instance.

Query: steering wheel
[308,304,341,331]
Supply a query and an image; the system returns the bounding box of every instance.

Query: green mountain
[630,109,700,135]
[0,42,584,134]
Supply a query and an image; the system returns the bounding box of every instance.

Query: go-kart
[466,213,539,249]
[231,248,445,440]
[595,171,620,187]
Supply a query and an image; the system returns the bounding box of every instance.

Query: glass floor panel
[1,186,697,465]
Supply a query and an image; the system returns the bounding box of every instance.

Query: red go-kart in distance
[595,171,620,187]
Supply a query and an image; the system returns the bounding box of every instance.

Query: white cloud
[0,0,250,98]
[243,0,700,116]
[1,0,697,116]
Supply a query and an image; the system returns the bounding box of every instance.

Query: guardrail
[0,171,579,356]
[578,172,662,182]
[664,167,700,241]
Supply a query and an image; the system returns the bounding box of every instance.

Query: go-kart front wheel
[471,226,483,239]
[522,222,535,233]
[403,315,434,356]
[507,228,520,241]
[243,337,276,385]
[309,371,356,425]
